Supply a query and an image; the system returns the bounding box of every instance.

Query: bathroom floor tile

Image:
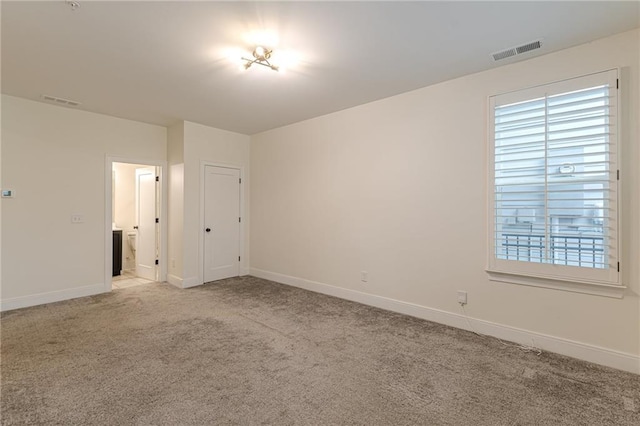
[112,276,155,289]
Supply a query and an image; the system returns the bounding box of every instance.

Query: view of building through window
[493,84,611,269]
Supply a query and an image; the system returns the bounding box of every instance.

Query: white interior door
[136,168,157,281]
[204,166,241,282]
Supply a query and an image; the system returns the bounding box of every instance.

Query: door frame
[199,161,246,286]
[105,156,168,291]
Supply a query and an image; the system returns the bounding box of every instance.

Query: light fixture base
[65,1,81,11]
[242,46,279,72]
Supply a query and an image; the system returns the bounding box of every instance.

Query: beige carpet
[1,276,639,425]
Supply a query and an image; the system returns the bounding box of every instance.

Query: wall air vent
[41,95,81,107]
[492,39,543,62]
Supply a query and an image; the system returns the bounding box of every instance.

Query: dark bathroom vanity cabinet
[113,230,122,276]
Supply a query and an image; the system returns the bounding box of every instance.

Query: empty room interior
[1,1,640,424]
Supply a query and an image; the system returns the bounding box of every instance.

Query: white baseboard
[1,283,106,312]
[167,274,201,289]
[166,274,183,288]
[250,268,640,374]
[170,273,253,288]
[182,276,201,289]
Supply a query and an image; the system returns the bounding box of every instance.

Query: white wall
[183,121,250,285]
[1,95,166,309]
[250,30,640,371]
[165,120,250,288]
[167,121,185,285]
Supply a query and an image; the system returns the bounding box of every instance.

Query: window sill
[486,269,626,298]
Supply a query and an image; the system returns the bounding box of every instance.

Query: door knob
[133,226,139,230]
[205,228,211,232]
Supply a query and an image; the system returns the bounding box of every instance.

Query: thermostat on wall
[1,189,14,198]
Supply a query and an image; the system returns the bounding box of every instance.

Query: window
[487,70,620,290]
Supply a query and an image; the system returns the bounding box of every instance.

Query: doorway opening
[106,158,167,291]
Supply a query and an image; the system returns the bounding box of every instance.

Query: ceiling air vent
[41,94,81,107]
[492,48,516,61]
[516,40,542,54]
[492,39,542,62]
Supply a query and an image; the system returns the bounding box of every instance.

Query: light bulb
[254,46,265,58]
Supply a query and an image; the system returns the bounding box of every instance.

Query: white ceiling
[2,1,638,135]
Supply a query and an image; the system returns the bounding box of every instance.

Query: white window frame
[486,70,624,297]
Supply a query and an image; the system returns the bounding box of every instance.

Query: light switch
[71,214,84,224]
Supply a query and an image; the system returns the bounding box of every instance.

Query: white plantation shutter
[488,70,620,287]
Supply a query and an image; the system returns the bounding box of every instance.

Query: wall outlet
[360,271,368,282]
[71,214,84,224]
[457,290,468,305]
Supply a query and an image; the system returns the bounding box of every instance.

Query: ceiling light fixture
[242,46,279,72]
[65,1,81,11]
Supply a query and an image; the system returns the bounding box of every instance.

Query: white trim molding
[167,274,200,289]
[250,268,639,374]
[166,274,183,288]
[1,283,105,312]
[182,276,201,289]
[487,270,626,299]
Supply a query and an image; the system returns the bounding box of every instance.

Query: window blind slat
[546,134,612,146]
